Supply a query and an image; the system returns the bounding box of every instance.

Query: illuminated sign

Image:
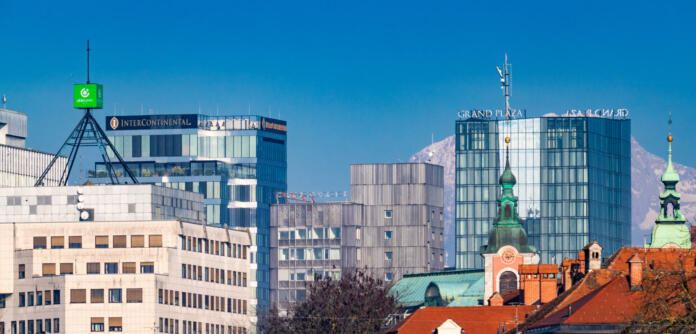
[562,108,629,119]
[262,117,287,133]
[106,115,198,131]
[457,109,526,120]
[74,84,103,109]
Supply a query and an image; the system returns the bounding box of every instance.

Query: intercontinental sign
[107,115,198,131]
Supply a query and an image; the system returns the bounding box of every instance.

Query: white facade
[0,185,253,334]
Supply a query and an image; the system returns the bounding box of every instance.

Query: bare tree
[260,270,398,334]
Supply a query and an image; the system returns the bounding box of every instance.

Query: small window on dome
[504,204,512,218]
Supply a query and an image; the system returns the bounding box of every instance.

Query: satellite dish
[77,203,84,210]
[80,211,90,220]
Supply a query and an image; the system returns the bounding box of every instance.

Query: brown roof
[385,306,537,334]
[519,247,696,331]
[519,264,559,274]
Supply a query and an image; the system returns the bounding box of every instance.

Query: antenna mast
[87,40,90,84]
[497,53,511,119]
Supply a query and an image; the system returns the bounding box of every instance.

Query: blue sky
[1,1,695,191]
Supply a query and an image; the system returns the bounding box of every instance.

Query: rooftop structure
[0,108,27,148]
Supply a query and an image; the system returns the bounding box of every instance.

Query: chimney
[583,242,603,273]
[628,254,642,292]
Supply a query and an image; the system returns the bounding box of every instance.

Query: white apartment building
[0,184,253,334]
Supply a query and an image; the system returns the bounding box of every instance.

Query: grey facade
[0,108,66,187]
[270,163,444,310]
[455,116,631,269]
[0,108,27,148]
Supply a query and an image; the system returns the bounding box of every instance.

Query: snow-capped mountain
[411,135,696,267]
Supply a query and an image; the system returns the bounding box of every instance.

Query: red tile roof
[385,306,537,334]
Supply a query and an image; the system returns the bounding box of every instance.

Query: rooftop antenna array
[35,41,138,186]
[496,53,511,119]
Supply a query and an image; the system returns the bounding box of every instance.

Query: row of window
[158,318,247,334]
[23,261,155,278]
[14,290,60,308]
[180,264,247,287]
[90,317,122,332]
[279,248,341,261]
[278,227,341,240]
[180,235,247,260]
[2,318,60,334]
[6,195,74,206]
[109,134,259,159]
[70,288,142,304]
[32,234,162,250]
[158,289,247,314]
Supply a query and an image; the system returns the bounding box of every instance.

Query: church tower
[647,116,691,249]
[481,136,539,304]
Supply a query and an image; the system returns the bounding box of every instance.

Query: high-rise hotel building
[0,184,252,333]
[455,115,630,269]
[90,114,287,311]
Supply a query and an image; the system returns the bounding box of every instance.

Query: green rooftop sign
[73,83,103,109]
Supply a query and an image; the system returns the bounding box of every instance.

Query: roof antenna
[2,94,6,109]
[86,40,90,84]
[497,53,511,119]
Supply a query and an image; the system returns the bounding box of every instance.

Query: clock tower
[481,136,539,305]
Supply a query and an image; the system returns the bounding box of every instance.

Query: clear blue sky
[2,1,695,191]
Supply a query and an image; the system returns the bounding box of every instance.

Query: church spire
[481,136,536,254]
[647,113,690,249]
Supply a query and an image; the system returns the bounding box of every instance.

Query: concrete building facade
[270,163,444,310]
[0,108,66,187]
[0,185,253,333]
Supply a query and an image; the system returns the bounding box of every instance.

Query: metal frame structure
[35,41,137,186]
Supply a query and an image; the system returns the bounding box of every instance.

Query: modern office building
[90,114,287,312]
[270,163,445,311]
[455,115,630,269]
[0,108,66,187]
[0,184,252,333]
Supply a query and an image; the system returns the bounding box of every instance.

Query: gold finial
[668,134,673,143]
[505,136,510,145]
[668,112,673,143]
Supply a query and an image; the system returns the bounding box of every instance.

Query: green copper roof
[648,130,690,249]
[481,143,536,254]
[388,269,484,309]
[646,223,691,249]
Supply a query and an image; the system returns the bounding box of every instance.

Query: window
[126,288,142,303]
[91,289,104,303]
[356,228,361,240]
[37,291,43,305]
[44,290,51,305]
[69,236,82,248]
[140,262,154,273]
[53,290,60,305]
[123,262,136,274]
[128,203,136,213]
[42,263,56,276]
[149,235,162,247]
[385,252,393,260]
[18,292,25,307]
[33,237,47,249]
[91,317,105,332]
[113,235,127,248]
[384,210,393,218]
[384,231,392,239]
[60,263,73,275]
[51,236,64,249]
[87,262,100,274]
[37,196,52,205]
[7,196,21,205]
[27,292,34,306]
[70,289,86,303]
[131,235,144,248]
[105,263,118,274]
[109,317,122,332]
[385,272,393,281]
[18,264,25,279]
[54,319,60,333]
[109,289,122,303]
[95,236,109,248]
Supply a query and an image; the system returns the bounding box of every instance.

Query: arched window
[504,204,512,218]
[499,271,517,294]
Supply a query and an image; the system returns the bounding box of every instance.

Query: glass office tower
[91,114,287,314]
[455,116,630,269]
